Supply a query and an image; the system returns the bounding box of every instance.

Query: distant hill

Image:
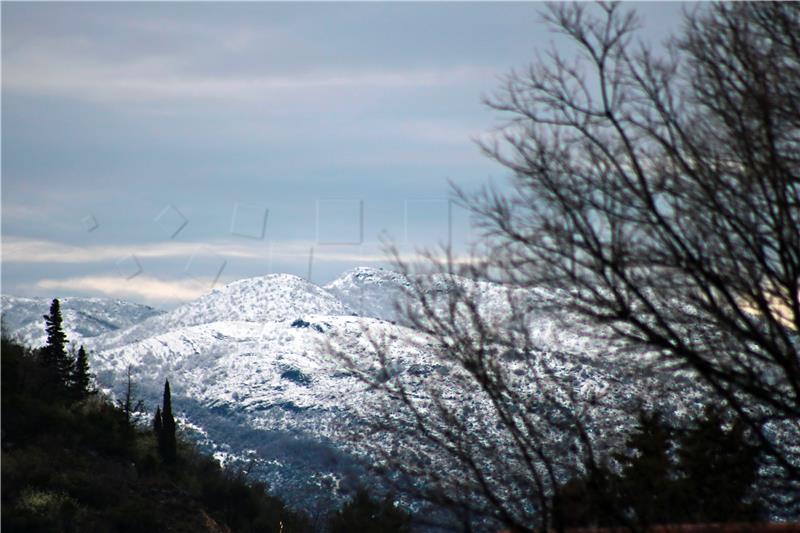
[1,295,163,348]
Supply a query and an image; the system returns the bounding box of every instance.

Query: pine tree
[41,298,72,396]
[159,379,177,464]
[71,345,92,400]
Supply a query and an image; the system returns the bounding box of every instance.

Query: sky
[1,2,689,308]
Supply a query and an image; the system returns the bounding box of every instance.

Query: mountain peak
[324,267,413,323]
[213,272,311,293]
[90,272,353,349]
[325,266,411,290]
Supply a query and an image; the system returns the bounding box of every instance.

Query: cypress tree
[159,379,177,463]
[42,298,72,396]
[71,345,92,400]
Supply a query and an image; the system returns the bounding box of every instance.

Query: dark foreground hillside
[1,336,314,532]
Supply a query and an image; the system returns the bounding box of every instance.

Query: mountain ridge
[0,267,696,517]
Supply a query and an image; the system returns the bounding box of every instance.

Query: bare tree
[331,2,799,530]
[330,270,627,532]
[118,364,145,426]
[472,0,799,484]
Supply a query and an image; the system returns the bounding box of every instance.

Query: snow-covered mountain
[0,267,696,518]
[2,270,444,512]
[0,295,163,348]
[324,266,413,323]
[91,274,353,350]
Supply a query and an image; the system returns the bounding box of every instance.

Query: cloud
[0,236,400,264]
[4,48,497,102]
[1,237,263,264]
[1,204,50,221]
[34,275,209,304]
[2,236,484,269]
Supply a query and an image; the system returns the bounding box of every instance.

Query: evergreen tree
[674,405,763,522]
[612,410,677,528]
[553,412,677,530]
[41,298,72,396]
[159,379,177,464]
[71,345,92,400]
[554,463,616,529]
[153,406,163,437]
[557,406,766,529]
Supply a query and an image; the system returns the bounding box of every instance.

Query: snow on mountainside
[84,306,441,514]
[325,267,607,357]
[92,273,354,350]
[91,315,434,428]
[2,267,703,517]
[324,266,413,323]
[0,295,163,347]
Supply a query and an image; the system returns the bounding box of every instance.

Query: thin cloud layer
[1,237,261,264]
[34,275,208,304]
[4,57,498,102]
[2,236,475,266]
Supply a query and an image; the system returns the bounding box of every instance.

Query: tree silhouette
[71,345,93,400]
[470,0,800,484]
[612,411,677,529]
[41,298,72,397]
[675,405,763,522]
[118,365,144,426]
[333,2,798,529]
[556,406,766,528]
[153,406,163,437]
[159,379,177,464]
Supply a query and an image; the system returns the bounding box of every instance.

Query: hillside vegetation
[0,299,410,532]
